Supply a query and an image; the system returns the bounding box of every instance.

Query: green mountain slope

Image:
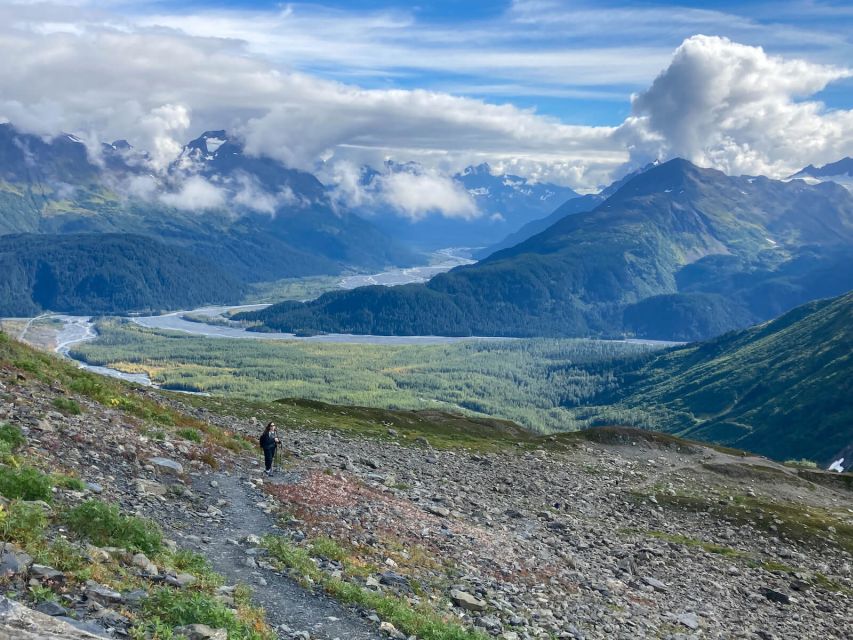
[0,233,244,315]
[241,159,853,340]
[594,291,852,464]
[0,124,416,284]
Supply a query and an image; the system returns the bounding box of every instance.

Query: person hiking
[259,422,280,476]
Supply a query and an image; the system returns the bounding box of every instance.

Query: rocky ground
[0,336,851,640]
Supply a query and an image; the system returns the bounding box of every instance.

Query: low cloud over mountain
[1,1,851,191]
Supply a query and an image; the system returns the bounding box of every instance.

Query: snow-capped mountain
[352,161,580,249]
[455,163,579,222]
[0,123,416,280]
[172,130,328,204]
[789,157,853,191]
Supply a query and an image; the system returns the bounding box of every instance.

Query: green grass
[784,459,818,469]
[52,397,82,415]
[646,492,853,554]
[35,537,89,573]
[176,427,203,443]
[51,473,86,491]
[309,536,349,562]
[0,423,26,451]
[263,535,488,640]
[0,466,53,501]
[645,530,745,557]
[140,588,273,640]
[28,584,57,603]
[65,500,163,554]
[0,500,48,545]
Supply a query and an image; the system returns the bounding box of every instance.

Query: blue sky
[132,0,853,125]
[2,0,852,194]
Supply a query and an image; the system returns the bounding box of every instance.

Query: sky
[2,0,853,203]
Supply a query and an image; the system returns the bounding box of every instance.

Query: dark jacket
[259,431,278,451]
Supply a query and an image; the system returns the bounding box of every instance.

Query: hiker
[259,422,280,475]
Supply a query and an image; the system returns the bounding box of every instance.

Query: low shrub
[0,500,48,545]
[0,424,26,451]
[176,428,202,443]
[784,458,818,469]
[309,537,349,562]
[52,397,82,415]
[263,535,486,640]
[141,588,272,640]
[65,500,163,554]
[0,466,53,501]
[36,537,88,572]
[52,473,86,491]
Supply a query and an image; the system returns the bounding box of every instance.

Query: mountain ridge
[351,160,580,249]
[240,158,853,340]
[587,290,853,465]
[0,123,417,285]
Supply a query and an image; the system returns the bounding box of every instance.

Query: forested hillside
[240,159,853,340]
[588,291,853,464]
[0,234,244,315]
[0,124,416,285]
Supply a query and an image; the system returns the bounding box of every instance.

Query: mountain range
[351,161,579,249]
[0,124,418,314]
[476,162,658,258]
[240,159,853,341]
[789,157,853,191]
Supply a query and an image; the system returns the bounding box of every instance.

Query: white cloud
[140,104,191,170]
[621,35,853,176]
[123,174,159,200]
[230,173,300,215]
[374,171,479,221]
[0,3,850,195]
[326,163,480,220]
[159,175,226,211]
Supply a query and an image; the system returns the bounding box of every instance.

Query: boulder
[147,457,184,476]
[34,601,68,617]
[84,580,124,603]
[0,544,33,577]
[30,564,64,583]
[165,572,196,588]
[135,479,167,496]
[379,621,405,639]
[641,576,668,592]
[0,596,109,639]
[131,553,158,576]
[451,589,488,612]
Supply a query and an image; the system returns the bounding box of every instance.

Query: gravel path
[172,469,381,640]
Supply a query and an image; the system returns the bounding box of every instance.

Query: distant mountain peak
[788,157,853,191]
[462,163,492,176]
[185,130,229,156]
[791,157,853,179]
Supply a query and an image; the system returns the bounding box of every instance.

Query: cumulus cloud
[622,35,853,176]
[230,173,300,215]
[374,171,479,221]
[140,104,192,170]
[0,2,621,189]
[0,2,851,195]
[326,163,479,220]
[159,175,227,211]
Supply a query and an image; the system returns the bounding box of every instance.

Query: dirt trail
[170,469,381,640]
